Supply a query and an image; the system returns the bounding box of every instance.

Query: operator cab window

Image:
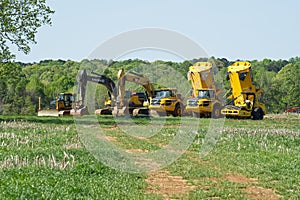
[198,90,214,99]
[198,90,210,98]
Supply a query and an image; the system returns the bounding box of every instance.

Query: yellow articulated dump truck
[221,61,267,120]
[185,62,223,118]
[112,68,155,116]
[149,88,185,117]
[38,93,75,117]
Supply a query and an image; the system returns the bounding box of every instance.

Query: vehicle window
[155,91,171,98]
[198,90,210,98]
[59,94,64,101]
[239,72,248,81]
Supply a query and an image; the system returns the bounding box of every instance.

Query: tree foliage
[0,0,54,61]
[268,63,300,112]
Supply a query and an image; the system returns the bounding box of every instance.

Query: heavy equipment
[149,88,185,117]
[112,68,155,116]
[70,69,116,116]
[185,62,223,118]
[38,93,75,117]
[221,61,267,120]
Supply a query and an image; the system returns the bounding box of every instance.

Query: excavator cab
[113,69,155,116]
[71,69,116,116]
[129,92,147,107]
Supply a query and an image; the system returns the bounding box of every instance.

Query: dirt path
[225,173,281,199]
[145,170,281,199]
[145,170,196,199]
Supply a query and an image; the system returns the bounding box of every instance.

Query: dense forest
[0,57,299,115]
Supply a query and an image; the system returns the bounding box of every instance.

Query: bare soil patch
[226,173,258,184]
[145,170,196,199]
[242,186,281,200]
[226,173,281,199]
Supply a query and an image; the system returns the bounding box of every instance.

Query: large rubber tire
[252,107,264,120]
[173,104,182,117]
[212,104,222,118]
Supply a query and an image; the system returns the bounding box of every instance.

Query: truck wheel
[252,107,264,120]
[173,104,182,117]
[212,104,222,118]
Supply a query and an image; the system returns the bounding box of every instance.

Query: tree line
[0,57,299,115]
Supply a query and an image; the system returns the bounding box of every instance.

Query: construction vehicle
[70,69,116,116]
[38,93,75,117]
[149,88,185,117]
[112,68,155,116]
[185,62,223,118]
[221,61,267,120]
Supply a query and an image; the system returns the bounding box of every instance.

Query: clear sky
[13,0,300,62]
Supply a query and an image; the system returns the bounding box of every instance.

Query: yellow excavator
[149,88,185,117]
[38,93,75,117]
[70,69,116,115]
[185,62,223,118]
[112,68,155,116]
[221,61,267,120]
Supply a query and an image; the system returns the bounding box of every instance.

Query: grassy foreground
[0,114,299,199]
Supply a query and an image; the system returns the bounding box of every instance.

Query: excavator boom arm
[78,69,116,106]
[117,69,154,107]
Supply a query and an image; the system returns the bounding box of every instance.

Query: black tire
[252,107,264,120]
[212,104,222,118]
[173,104,182,117]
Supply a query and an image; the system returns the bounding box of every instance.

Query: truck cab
[149,88,184,117]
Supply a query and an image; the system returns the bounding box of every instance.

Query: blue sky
[13,0,300,62]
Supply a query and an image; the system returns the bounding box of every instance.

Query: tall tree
[268,63,300,112]
[0,62,27,114]
[0,0,54,62]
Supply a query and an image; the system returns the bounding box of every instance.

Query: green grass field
[0,114,299,199]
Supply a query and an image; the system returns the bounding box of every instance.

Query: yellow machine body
[38,93,75,117]
[113,69,154,116]
[221,61,267,119]
[149,88,185,117]
[186,62,222,118]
